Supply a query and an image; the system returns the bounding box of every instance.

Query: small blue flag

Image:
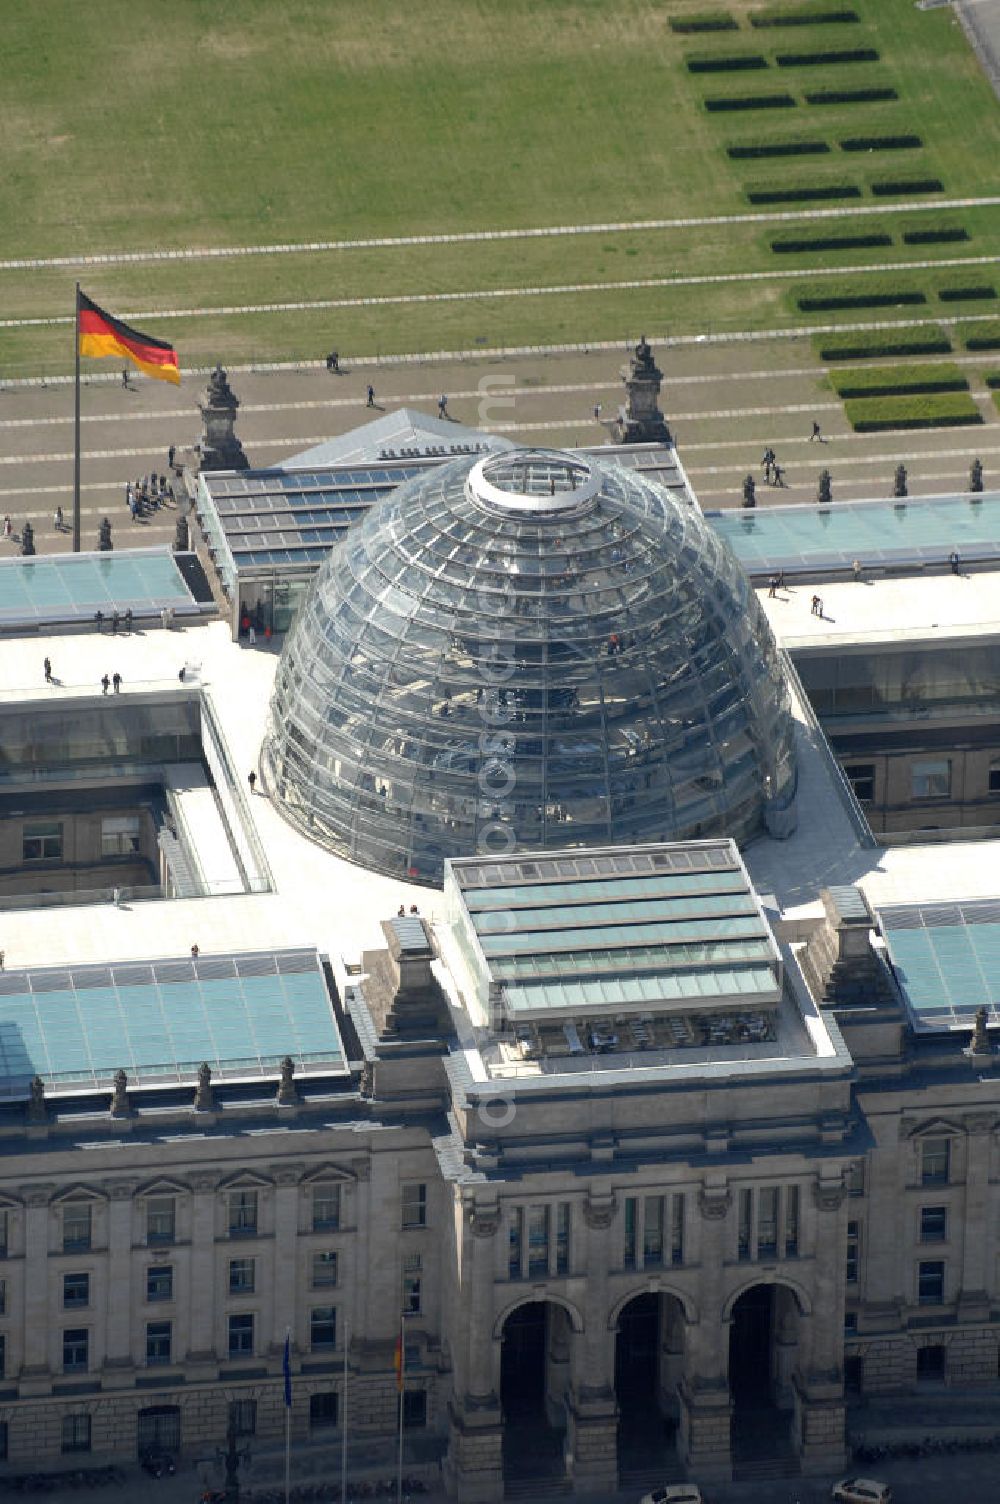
[283,1332,292,1408]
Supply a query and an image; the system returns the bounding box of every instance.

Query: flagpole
[73,282,81,552]
[340,1323,349,1504]
[283,1327,292,1504]
[396,1314,405,1504]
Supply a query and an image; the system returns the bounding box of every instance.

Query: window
[312,1252,338,1289]
[229,1258,255,1294]
[846,1161,866,1197]
[738,1186,799,1262]
[401,1183,427,1229]
[402,1390,427,1429]
[312,1183,342,1231]
[0,1421,7,1460]
[917,1344,946,1381]
[229,1399,257,1438]
[147,1266,173,1302]
[146,1197,176,1244]
[0,1210,8,1257]
[921,1138,950,1186]
[62,1203,92,1253]
[555,1202,570,1276]
[63,1273,90,1309]
[623,1198,637,1270]
[527,1206,548,1277]
[402,1254,422,1315]
[642,1196,664,1268]
[920,1206,947,1244]
[912,759,951,799]
[101,815,141,857]
[509,1203,571,1279]
[63,1329,89,1373]
[228,1190,258,1238]
[23,821,63,861]
[845,763,875,803]
[844,1312,858,1336]
[61,1415,91,1454]
[0,1335,5,1379]
[990,762,1000,795]
[844,1354,863,1394]
[757,1187,778,1257]
[310,1307,337,1351]
[846,1221,860,1284]
[784,1185,800,1257]
[0,1280,6,1316]
[310,1392,338,1431]
[671,1195,685,1266]
[146,1321,172,1366]
[228,1314,254,1359]
[509,1207,523,1279]
[918,1260,945,1306]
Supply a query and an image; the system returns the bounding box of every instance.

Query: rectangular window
[844,1312,858,1337]
[146,1265,173,1302]
[527,1206,548,1277]
[555,1202,570,1276]
[917,1344,946,1381]
[846,1161,865,1197]
[146,1321,172,1366]
[784,1186,800,1257]
[61,1415,91,1454]
[738,1188,752,1261]
[312,1252,338,1289]
[918,1260,945,1306]
[229,1258,256,1294]
[990,764,1000,795]
[846,1220,860,1284]
[101,814,141,856]
[402,1390,427,1430]
[228,1313,254,1358]
[63,1329,89,1373]
[403,1254,422,1315]
[312,1183,342,1232]
[920,1206,947,1244]
[623,1197,637,1271]
[229,1399,257,1438]
[146,1197,176,1244]
[310,1392,338,1431]
[671,1194,685,1266]
[0,1334,5,1379]
[0,1280,5,1317]
[63,1272,90,1310]
[23,820,63,861]
[310,1306,337,1351]
[758,1187,778,1257]
[643,1196,664,1268]
[62,1204,92,1253]
[0,1420,7,1460]
[509,1207,523,1279]
[0,1211,8,1257]
[921,1138,950,1186]
[228,1191,258,1238]
[845,764,875,803]
[401,1183,427,1229]
[912,759,951,799]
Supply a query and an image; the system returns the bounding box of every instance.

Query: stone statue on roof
[616,334,671,446]
[277,1055,298,1105]
[27,1074,46,1123]
[194,1061,214,1112]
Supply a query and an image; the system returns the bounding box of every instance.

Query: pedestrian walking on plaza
[773,463,786,488]
[767,575,778,598]
[95,609,104,633]
[122,367,129,389]
[438,394,448,419]
[43,657,52,683]
[366,384,375,407]
[112,671,122,694]
[125,608,133,633]
[112,610,120,635]
[810,421,822,442]
[248,623,256,646]
[594,402,602,422]
[191,943,200,959]
[167,444,176,471]
[810,595,820,616]
[762,447,775,485]
[248,771,257,795]
[950,550,961,575]
[101,673,110,695]
[852,559,863,582]
[2,515,11,541]
[53,506,64,531]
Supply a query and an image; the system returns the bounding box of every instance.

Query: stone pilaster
[103,1182,137,1383]
[271,1170,300,1352]
[445,1199,503,1504]
[186,1173,219,1376]
[566,1191,617,1493]
[958,1117,992,1319]
[678,1182,732,1481]
[795,1176,848,1475]
[19,1187,53,1392]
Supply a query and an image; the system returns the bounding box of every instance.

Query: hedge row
[747,182,861,203]
[776,47,878,65]
[994,392,1000,416]
[871,177,943,196]
[844,394,983,431]
[799,290,925,310]
[815,327,952,361]
[669,14,738,32]
[687,54,769,71]
[938,285,996,303]
[840,134,922,151]
[727,139,829,157]
[831,363,969,398]
[805,87,897,103]
[705,93,796,110]
[903,227,968,245]
[960,320,1000,350]
[750,7,858,24]
[771,232,892,253]
[986,372,1000,389]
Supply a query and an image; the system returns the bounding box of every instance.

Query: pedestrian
[366,383,375,407]
[810,421,822,442]
[594,402,602,422]
[773,463,786,488]
[248,770,257,795]
[326,351,339,373]
[191,943,200,959]
[43,656,52,683]
[2,515,11,540]
[810,595,819,616]
[767,575,778,598]
[125,608,133,633]
[248,623,256,646]
[397,904,406,916]
[101,673,110,695]
[167,444,176,471]
[122,367,129,389]
[111,610,120,635]
[950,550,961,575]
[95,609,104,633]
[852,559,862,582]
[53,505,64,531]
[112,671,122,694]
[438,394,448,419]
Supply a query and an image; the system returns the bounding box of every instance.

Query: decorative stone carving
[276,1055,298,1106]
[190,1171,219,1193]
[466,1202,500,1239]
[194,1061,214,1112]
[110,1069,129,1117]
[107,1181,137,1201]
[27,1075,46,1124]
[350,1157,371,1182]
[698,1186,731,1221]
[582,1193,616,1231]
[812,1176,846,1212]
[20,1185,54,1208]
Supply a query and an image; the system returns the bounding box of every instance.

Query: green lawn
[1,0,999,375]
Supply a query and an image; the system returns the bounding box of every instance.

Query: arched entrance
[615,1293,685,1480]
[500,1302,572,1488]
[728,1283,801,1465]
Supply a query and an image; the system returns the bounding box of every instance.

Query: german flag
[77,291,179,384]
[393,1325,404,1392]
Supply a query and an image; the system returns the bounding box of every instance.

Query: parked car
[832,1479,892,1504]
[640,1487,705,1504]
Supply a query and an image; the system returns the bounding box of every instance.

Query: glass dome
[262,447,796,884]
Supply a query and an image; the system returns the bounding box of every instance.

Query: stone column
[958,1118,992,1320]
[677,1183,731,1483]
[271,1170,301,1353]
[445,1200,503,1504]
[186,1173,219,1376]
[19,1187,54,1392]
[794,1176,847,1476]
[104,1182,137,1383]
[566,1192,617,1494]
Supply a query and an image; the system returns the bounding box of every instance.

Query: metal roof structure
[0,948,345,1099]
[877,899,1000,1033]
[0,548,214,629]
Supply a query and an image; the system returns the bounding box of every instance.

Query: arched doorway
[500,1302,572,1488]
[615,1293,685,1480]
[728,1283,800,1464]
